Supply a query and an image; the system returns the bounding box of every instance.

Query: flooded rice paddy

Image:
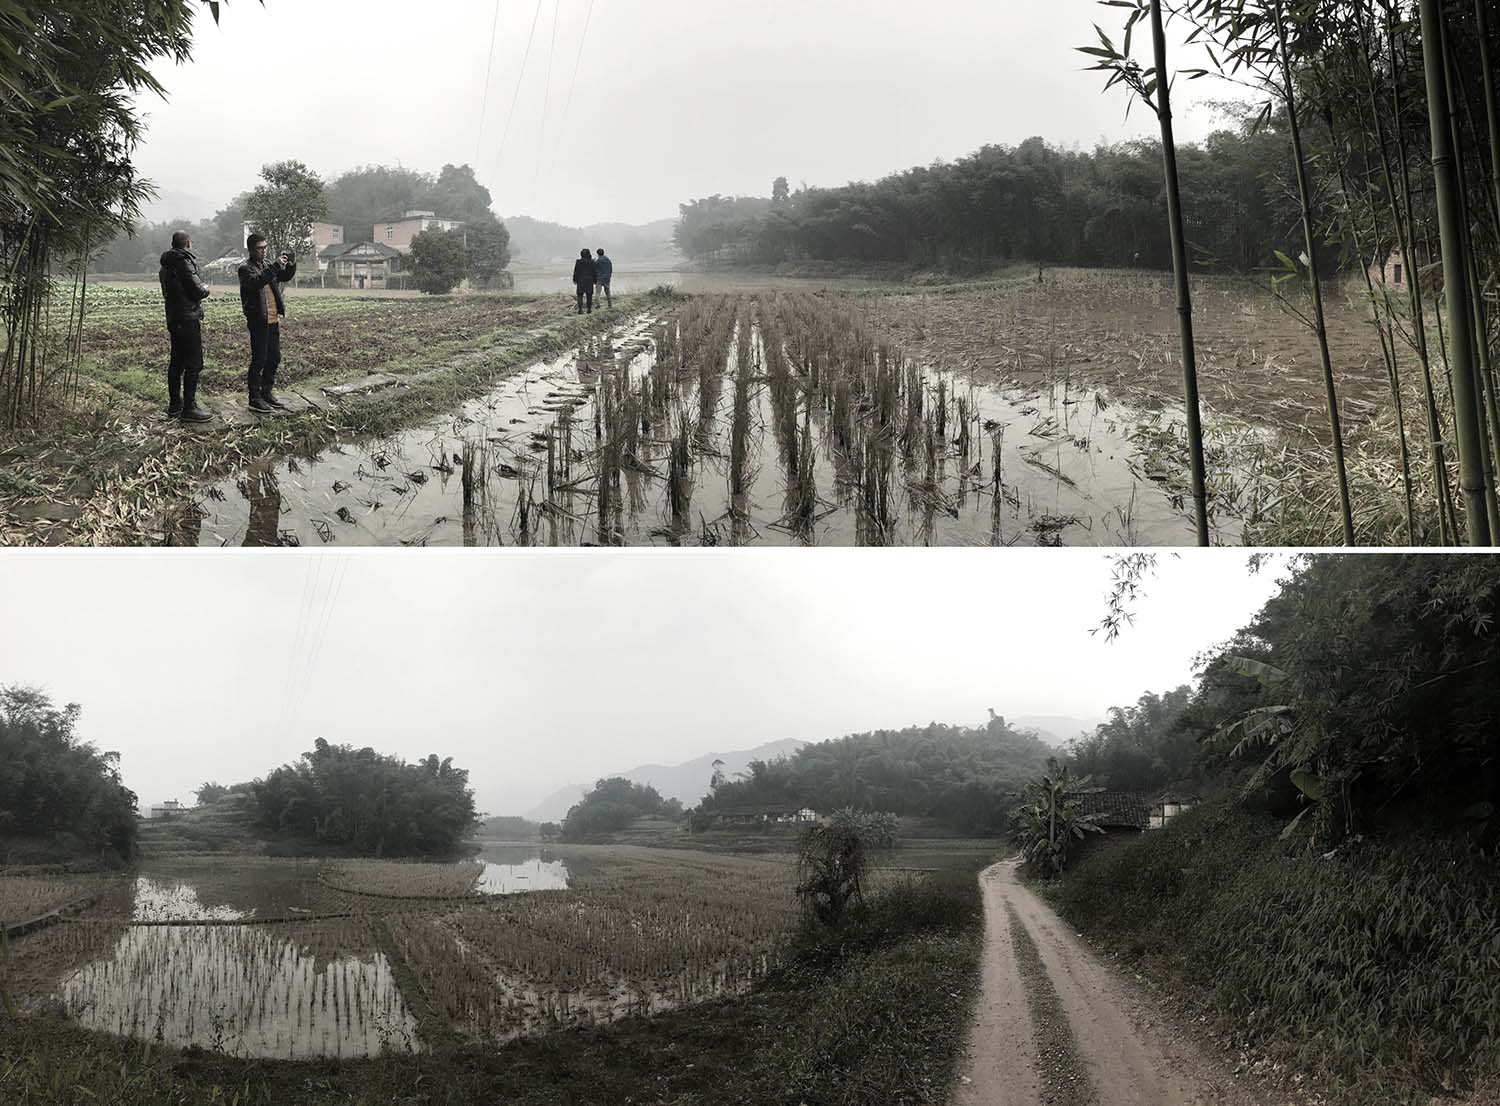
[184,293,1253,546]
[14,846,799,1059]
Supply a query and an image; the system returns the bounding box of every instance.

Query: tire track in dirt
[954,859,1257,1106]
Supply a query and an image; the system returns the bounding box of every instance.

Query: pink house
[373,210,465,254]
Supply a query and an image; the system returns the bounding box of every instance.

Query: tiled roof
[1074,791,1150,830]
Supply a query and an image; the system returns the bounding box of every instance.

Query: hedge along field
[75,284,564,407]
[1045,802,1500,1105]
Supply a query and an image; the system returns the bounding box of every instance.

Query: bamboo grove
[1088,0,1500,544]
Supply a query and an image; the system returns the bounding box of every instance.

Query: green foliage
[1051,801,1500,1103]
[1066,687,1200,792]
[407,227,468,295]
[0,686,136,861]
[242,159,327,256]
[675,130,1295,272]
[465,214,513,288]
[793,808,899,926]
[250,738,477,855]
[1009,758,1105,877]
[193,781,228,805]
[700,716,1053,834]
[323,164,435,243]
[560,778,682,840]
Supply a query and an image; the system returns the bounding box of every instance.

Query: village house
[321,241,405,289]
[149,800,186,820]
[1148,794,1198,830]
[1075,791,1151,833]
[1366,243,1435,292]
[373,210,465,253]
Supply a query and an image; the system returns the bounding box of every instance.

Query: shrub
[1052,799,1500,1103]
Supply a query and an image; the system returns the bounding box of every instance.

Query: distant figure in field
[158,230,213,422]
[237,233,296,414]
[572,249,597,314]
[594,248,613,308]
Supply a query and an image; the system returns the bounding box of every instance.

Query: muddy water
[57,923,421,1058]
[185,311,1249,546]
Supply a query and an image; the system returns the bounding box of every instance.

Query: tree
[194,781,228,805]
[243,159,327,258]
[324,164,435,244]
[0,685,138,860]
[429,163,494,223]
[794,808,898,925]
[772,176,790,204]
[250,738,477,855]
[560,777,679,840]
[465,214,512,288]
[407,227,468,294]
[1010,757,1104,877]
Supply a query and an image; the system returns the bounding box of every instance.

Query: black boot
[261,363,286,409]
[167,373,182,418]
[261,391,287,410]
[179,369,210,421]
[248,395,274,413]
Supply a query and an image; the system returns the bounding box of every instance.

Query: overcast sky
[133,0,1229,226]
[0,551,1287,817]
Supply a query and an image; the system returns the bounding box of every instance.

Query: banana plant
[1011,758,1105,877]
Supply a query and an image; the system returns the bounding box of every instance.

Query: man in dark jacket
[238,232,297,413]
[572,249,597,314]
[158,230,213,422]
[594,248,613,308]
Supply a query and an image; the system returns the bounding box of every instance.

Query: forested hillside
[697,716,1055,834]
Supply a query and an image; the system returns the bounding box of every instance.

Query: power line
[495,0,546,183]
[533,0,560,190]
[551,0,596,177]
[473,0,504,166]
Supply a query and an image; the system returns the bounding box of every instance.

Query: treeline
[250,738,478,855]
[675,129,1296,272]
[560,778,683,841]
[697,717,1055,835]
[1067,555,1500,846]
[0,686,137,862]
[91,162,511,278]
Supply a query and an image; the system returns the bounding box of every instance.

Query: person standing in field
[572,248,597,314]
[158,230,213,422]
[594,248,613,308]
[238,233,296,414]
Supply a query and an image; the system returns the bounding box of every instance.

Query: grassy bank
[1040,801,1500,1105]
[0,869,982,1106]
[0,287,653,545]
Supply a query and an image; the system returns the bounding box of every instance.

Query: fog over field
[0,551,1282,816]
[132,0,1221,226]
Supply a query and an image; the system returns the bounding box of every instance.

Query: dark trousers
[247,320,281,398]
[167,317,204,411]
[575,284,594,313]
[597,280,612,306]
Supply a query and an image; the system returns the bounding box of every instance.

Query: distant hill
[526,738,809,822]
[1010,715,1101,747]
[505,214,681,267]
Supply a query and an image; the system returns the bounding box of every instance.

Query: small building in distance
[149,800,186,820]
[1148,794,1199,830]
[1367,243,1436,292]
[1074,791,1151,833]
[711,804,819,827]
[321,241,405,289]
[374,210,465,254]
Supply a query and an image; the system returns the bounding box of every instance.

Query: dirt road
[953,860,1268,1106]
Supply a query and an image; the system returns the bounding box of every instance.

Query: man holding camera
[237,233,297,414]
[158,230,213,422]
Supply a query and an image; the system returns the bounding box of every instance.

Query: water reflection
[473,858,569,895]
[132,875,250,923]
[58,924,421,1058]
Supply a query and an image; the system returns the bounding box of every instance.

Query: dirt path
[953,860,1274,1106]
